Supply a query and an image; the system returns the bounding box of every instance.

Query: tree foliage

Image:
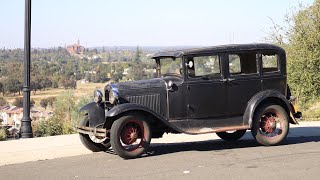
[268,0,320,104]
[13,97,35,108]
[40,99,48,109]
[0,97,7,106]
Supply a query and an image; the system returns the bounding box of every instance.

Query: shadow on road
[145,126,320,157]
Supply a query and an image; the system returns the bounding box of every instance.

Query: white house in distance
[0,106,23,127]
[0,106,54,128]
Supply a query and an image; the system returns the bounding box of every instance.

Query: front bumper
[77,125,109,138]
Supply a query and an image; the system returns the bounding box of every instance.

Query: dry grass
[1,82,106,107]
[303,101,320,120]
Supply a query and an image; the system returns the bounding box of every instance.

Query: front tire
[79,116,110,152]
[251,104,289,146]
[216,130,246,141]
[110,114,151,159]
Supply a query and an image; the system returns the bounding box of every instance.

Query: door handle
[219,78,235,82]
[220,78,228,82]
[228,78,235,82]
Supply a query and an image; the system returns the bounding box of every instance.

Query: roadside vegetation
[32,91,91,137]
[267,0,320,118]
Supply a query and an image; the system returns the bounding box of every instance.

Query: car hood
[113,78,166,91]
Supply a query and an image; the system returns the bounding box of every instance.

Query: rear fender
[79,102,105,127]
[244,90,298,128]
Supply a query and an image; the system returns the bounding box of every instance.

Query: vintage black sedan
[77,44,301,159]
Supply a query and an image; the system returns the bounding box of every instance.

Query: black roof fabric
[152,43,284,58]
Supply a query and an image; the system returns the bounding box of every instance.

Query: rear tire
[216,130,246,141]
[110,114,151,159]
[79,116,110,152]
[251,104,289,146]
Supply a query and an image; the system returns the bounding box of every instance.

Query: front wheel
[216,130,246,141]
[251,104,289,146]
[79,116,111,152]
[110,114,151,159]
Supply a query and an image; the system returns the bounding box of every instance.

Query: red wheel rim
[119,119,146,152]
[259,110,283,139]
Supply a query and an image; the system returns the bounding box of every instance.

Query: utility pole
[20,0,33,138]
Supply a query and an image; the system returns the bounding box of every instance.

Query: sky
[0,0,315,48]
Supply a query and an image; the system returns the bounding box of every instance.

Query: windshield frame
[155,57,184,78]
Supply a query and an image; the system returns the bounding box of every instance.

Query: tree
[59,77,77,89]
[0,97,7,106]
[46,97,56,108]
[133,46,142,64]
[13,97,35,107]
[12,97,23,107]
[40,99,49,109]
[0,82,4,95]
[267,0,320,104]
[30,99,35,108]
[4,78,22,96]
[127,46,146,80]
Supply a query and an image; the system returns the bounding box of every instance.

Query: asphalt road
[1,133,320,180]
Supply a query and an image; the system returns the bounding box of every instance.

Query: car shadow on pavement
[146,126,320,157]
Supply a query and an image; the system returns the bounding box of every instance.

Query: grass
[302,100,320,121]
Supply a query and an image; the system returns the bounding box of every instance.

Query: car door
[186,55,227,119]
[226,52,262,117]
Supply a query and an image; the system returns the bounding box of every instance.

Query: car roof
[152,43,285,58]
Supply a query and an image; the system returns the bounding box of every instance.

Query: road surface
[0,128,320,180]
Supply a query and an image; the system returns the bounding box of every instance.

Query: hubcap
[260,113,277,134]
[121,126,138,145]
[119,119,145,151]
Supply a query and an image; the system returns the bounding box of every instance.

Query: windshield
[159,57,182,76]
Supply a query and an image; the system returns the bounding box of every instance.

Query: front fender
[244,90,295,128]
[79,102,105,127]
[105,103,185,133]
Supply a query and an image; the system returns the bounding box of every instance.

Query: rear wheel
[110,114,151,159]
[216,130,246,141]
[79,116,111,152]
[251,104,289,146]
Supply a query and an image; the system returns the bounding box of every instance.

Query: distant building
[0,106,23,126]
[0,106,53,127]
[66,40,85,55]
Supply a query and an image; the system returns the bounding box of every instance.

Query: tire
[251,104,289,146]
[110,114,151,159]
[79,116,111,152]
[216,130,246,141]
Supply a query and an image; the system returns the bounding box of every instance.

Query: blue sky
[0,0,315,48]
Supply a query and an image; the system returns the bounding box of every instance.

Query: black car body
[77,43,301,159]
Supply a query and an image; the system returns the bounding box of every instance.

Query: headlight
[93,90,103,103]
[109,90,118,104]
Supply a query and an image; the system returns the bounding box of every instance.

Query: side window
[229,55,241,74]
[191,55,220,77]
[262,53,279,73]
[229,53,258,76]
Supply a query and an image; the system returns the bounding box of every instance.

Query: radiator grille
[125,94,160,113]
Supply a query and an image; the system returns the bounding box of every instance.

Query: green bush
[0,128,6,141]
[32,118,63,137]
[32,91,89,137]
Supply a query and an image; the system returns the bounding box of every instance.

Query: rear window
[262,53,279,73]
